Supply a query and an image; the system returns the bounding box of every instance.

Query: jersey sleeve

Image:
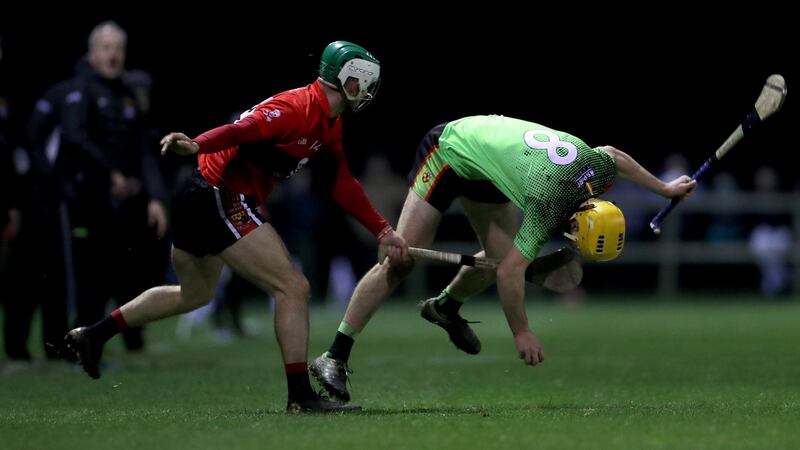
[193,100,296,153]
[588,146,618,194]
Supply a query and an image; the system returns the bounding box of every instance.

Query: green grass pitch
[2,298,799,449]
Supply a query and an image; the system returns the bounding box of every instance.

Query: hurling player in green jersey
[312,115,696,403]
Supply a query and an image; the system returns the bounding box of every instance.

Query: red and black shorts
[171,170,266,257]
[407,123,509,212]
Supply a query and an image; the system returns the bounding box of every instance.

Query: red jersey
[194,80,389,236]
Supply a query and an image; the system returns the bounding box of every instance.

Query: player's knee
[387,257,415,282]
[288,273,311,302]
[272,269,310,303]
[179,286,214,309]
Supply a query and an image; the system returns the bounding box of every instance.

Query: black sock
[437,295,463,316]
[87,313,124,344]
[286,363,315,400]
[328,332,354,362]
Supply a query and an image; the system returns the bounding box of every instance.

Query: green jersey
[438,115,617,260]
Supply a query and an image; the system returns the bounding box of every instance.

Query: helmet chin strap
[318,78,339,90]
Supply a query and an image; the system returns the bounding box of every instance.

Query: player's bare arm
[603,146,696,199]
[160,132,199,156]
[496,246,544,366]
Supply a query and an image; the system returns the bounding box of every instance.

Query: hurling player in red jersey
[61,41,407,413]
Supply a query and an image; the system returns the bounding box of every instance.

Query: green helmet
[318,40,381,112]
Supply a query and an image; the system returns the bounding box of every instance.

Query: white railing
[405,191,800,297]
[612,191,800,296]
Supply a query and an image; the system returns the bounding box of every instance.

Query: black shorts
[171,170,267,257]
[407,123,509,212]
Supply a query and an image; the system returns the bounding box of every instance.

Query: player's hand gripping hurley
[650,74,787,234]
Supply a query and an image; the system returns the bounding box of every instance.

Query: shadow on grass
[226,401,722,417]
[227,405,513,417]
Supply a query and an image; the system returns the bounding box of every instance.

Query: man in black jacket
[59,21,169,351]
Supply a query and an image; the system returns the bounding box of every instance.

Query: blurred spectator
[303,149,360,302]
[660,153,690,184]
[748,166,791,296]
[705,171,744,242]
[59,21,169,351]
[2,78,75,366]
[1,35,24,364]
[272,168,324,296]
[123,69,153,115]
[288,153,406,304]
[2,35,71,368]
[0,35,15,243]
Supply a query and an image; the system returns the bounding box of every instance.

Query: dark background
[1,12,796,184]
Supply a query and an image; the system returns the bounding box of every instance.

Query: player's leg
[63,169,231,380]
[220,223,310,366]
[343,190,440,330]
[119,248,223,323]
[220,222,360,412]
[65,246,223,379]
[312,190,441,401]
[420,191,517,354]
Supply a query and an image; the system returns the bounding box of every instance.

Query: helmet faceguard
[319,41,381,112]
[563,198,625,262]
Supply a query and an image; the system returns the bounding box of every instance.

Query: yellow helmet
[564,198,625,262]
